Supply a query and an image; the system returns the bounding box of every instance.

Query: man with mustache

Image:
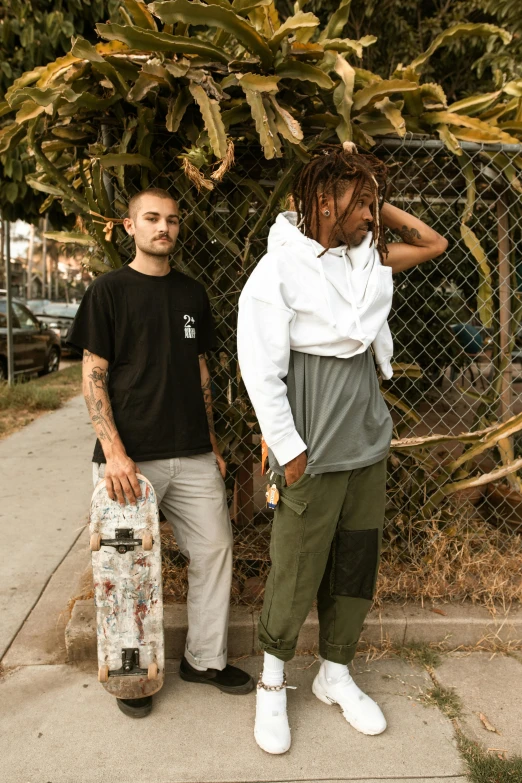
[238,144,448,754]
[69,188,254,718]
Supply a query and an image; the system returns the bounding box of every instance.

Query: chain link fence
[106,135,522,608]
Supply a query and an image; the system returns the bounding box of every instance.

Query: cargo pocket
[331,528,379,600]
[279,494,307,516]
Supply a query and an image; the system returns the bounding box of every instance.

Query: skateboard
[89,474,164,699]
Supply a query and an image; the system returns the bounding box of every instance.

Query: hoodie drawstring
[315,244,366,338]
[317,255,337,328]
[342,249,364,337]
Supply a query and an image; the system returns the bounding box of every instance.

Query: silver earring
[323,209,330,217]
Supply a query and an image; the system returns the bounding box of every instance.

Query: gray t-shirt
[268,348,393,475]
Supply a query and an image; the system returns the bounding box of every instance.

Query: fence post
[3,220,15,386]
[497,194,512,420]
[41,214,48,300]
[495,192,519,492]
[26,222,35,300]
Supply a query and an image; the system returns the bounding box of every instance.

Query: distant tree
[0,1,122,91]
[476,0,522,82]
[0,0,122,220]
[288,0,521,100]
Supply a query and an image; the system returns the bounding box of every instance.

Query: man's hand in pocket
[285,451,307,486]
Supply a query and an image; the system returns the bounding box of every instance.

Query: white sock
[255,653,290,754]
[261,652,284,686]
[324,659,349,683]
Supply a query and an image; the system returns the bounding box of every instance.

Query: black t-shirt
[68,265,216,463]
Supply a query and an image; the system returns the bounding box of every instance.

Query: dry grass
[376,514,522,609]
[161,503,522,609]
[422,683,463,718]
[0,364,82,438]
[457,728,522,781]
[161,527,189,603]
[356,635,522,665]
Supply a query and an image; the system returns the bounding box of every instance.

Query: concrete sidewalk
[0,394,92,658]
[2,648,521,783]
[1,655,468,783]
[1,393,521,782]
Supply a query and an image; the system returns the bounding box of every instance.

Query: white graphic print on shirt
[184,314,196,339]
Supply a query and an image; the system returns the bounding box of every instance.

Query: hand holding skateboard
[103,446,141,506]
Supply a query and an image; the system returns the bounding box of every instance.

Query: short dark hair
[127,188,178,220]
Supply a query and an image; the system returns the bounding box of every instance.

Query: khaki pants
[93,453,233,670]
[259,456,387,664]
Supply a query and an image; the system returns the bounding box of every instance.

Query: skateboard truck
[111,648,148,677]
[90,528,154,553]
[98,649,159,682]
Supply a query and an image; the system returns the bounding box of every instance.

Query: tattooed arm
[199,354,226,479]
[380,202,448,274]
[82,350,141,505]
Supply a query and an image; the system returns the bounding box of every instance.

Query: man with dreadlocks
[237,142,448,754]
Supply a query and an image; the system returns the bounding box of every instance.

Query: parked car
[26,300,80,348]
[0,297,61,380]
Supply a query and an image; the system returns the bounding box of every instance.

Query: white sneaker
[254,684,291,754]
[312,661,387,736]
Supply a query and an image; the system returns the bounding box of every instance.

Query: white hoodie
[237,211,394,467]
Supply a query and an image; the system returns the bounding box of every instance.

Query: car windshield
[28,302,79,317]
[0,300,21,328]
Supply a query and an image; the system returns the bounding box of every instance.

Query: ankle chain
[257,673,287,691]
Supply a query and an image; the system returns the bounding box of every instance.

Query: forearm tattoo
[397,224,422,245]
[201,376,216,437]
[84,364,116,443]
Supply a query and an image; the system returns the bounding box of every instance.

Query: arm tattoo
[83,349,96,364]
[397,224,422,245]
[84,365,116,443]
[201,376,216,436]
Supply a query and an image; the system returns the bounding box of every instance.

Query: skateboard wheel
[142,532,153,551]
[90,533,102,552]
[98,665,109,683]
[148,662,159,680]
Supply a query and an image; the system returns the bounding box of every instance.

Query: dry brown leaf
[479,712,499,733]
[210,138,235,182]
[181,157,214,192]
[103,220,114,242]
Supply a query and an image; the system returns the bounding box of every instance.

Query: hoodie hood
[236,212,395,470]
[267,210,315,252]
[241,211,394,377]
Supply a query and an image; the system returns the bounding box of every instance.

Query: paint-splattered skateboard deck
[89,474,164,699]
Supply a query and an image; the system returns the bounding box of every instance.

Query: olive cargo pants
[259,456,387,664]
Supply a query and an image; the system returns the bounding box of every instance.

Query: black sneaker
[179,657,255,694]
[116,696,153,718]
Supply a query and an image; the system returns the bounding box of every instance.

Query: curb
[65,599,522,662]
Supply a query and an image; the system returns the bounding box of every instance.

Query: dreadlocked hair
[293,144,388,258]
